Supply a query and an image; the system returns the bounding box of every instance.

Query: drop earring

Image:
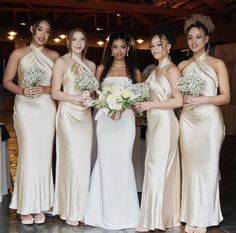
[126,51,129,57]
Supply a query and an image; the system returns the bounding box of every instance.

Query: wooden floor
[0,88,236,233]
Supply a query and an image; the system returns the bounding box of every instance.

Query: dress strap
[71,53,92,74]
[193,53,218,88]
[29,43,54,68]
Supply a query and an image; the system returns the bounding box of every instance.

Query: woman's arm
[3,49,32,96]
[135,68,144,83]
[51,58,89,102]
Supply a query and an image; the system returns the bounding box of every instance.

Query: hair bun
[184,14,214,34]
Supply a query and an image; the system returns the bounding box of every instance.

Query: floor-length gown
[53,55,93,221]
[138,70,181,230]
[84,77,139,230]
[179,53,224,227]
[10,43,56,214]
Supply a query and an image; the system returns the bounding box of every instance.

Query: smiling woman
[51,27,96,227]
[2,16,60,225]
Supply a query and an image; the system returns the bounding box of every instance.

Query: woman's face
[111,39,129,60]
[150,35,170,60]
[31,20,51,46]
[70,31,86,55]
[187,27,209,53]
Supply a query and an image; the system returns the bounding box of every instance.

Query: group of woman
[3,14,230,233]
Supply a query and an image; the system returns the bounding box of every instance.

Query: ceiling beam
[202,0,230,13]
[2,0,208,16]
[130,13,156,29]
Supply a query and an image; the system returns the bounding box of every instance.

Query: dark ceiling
[0,0,236,47]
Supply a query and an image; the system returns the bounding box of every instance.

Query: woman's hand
[134,102,153,112]
[23,86,48,97]
[183,95,209,107]
[78,91,92,107]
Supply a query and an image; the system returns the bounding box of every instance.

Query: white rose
[107,95,122,110]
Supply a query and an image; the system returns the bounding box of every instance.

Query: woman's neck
[30,41,44,49]
[71,52,83,59]
[193,50,207,59]
[112,60,126,68]
[158,55,171,69]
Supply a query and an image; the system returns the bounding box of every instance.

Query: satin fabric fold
[138,70,181,230]
[53,55,92,221]
[10,43,56,214]
[179,54,224,227]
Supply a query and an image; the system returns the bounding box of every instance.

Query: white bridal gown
[84,77,139,230]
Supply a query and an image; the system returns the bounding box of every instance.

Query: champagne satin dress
[179,54,224,227]
[10,44,56,214]
[138,70,181,230]
[53,55,93,222]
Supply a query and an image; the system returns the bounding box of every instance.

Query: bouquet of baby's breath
[23,66,47,87]
[129,83,150,102]
[74,71,99,91]
[176,72,206,96]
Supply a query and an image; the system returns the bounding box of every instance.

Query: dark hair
[67,28,88,58]
[150,24,177,50]
[100,31,137,83]
[186,21,209,35]
[30,16,51,35]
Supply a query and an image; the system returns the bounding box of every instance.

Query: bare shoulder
[166,63,181,79]
[11,46,31,60]
[178,59,191,72]
[96,64,104,73]
[44,48,60,62]
[207,56,226,69]
[84,58,96,71]
[54,55,67,67]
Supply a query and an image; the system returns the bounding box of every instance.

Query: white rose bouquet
[93,83,149,120]
[74,71,99,92]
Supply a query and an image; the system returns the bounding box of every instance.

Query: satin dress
[138,70,181,230]
[179,54,224,227]
[84,77,139,230]
[10,44,56,214]
[53,55,93,222]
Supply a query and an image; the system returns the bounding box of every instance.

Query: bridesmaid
[178,15,230,233]
[51,28,95,226]
[3,17,60,224]
[135,25,183,232]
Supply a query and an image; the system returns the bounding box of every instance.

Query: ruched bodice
[18,43,53,87]
[147,71,172,101]
[179,54,224,227]
[138,70,181,230]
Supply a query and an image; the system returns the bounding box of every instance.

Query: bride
[84,31,143,230]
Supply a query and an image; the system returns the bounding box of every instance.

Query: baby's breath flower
[23,66,47,87]
[75,71,99,91]
[176,71,206,96]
